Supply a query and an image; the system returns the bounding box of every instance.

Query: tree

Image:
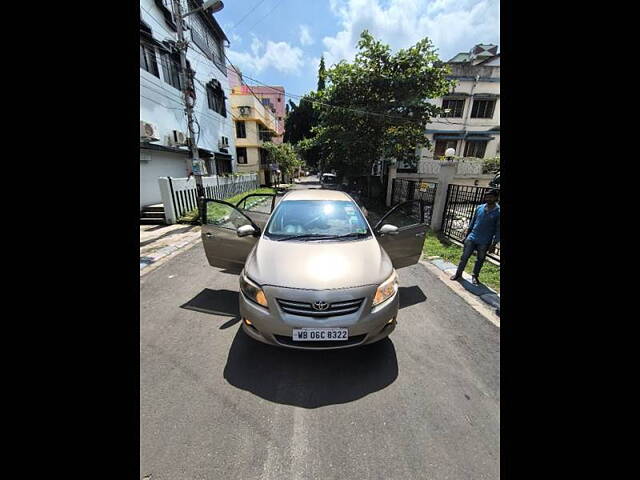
[283,96,321,169]
[261,142,303,180]
[282,56,329,170]
[308,31,454,185]
[317,56,326,91]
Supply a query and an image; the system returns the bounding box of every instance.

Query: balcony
[230,94,278,135]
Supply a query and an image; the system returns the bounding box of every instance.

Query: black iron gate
[391,178,437,225]
[442,184,500,262]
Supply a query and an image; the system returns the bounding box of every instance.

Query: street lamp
[445,147,456,161]
[182,0,224,18]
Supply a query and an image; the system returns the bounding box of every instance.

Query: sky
[215,0,500,103]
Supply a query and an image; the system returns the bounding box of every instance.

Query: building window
[216,157,232,175]
[160,52,182,90]
[206,80,227,117]
[464,141,488,158]
[211,33,226,73]
[442,98,465,118]
[433,139,458,158]
[140,42,159,77]
[471,100,496,119]
[236,121,246,138]
[259,130,272,142]
[236,147,247,164]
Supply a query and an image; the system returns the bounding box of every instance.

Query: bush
[483,156,500,174]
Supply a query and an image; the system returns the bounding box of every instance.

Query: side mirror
[237,224,258,237]
[378,224,399,235]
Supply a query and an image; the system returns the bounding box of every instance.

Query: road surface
[140,177,500,479]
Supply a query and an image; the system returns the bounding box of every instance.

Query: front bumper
[239,282,398,350]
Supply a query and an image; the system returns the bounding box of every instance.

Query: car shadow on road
[398,285,427,309]
[180,288,241,329]
[223,327,398,408]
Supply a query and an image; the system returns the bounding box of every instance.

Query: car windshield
[265,200,371,240]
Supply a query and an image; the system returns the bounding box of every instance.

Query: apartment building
[139,0,235,209]
[398,44,500,173]
[231,89,280,186]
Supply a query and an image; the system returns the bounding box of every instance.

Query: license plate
[292,328,348,341]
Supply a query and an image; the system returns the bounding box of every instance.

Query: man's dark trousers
[454,238,489,278]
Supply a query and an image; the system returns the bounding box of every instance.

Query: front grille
[274,334,367,348]
[276,298,365,317]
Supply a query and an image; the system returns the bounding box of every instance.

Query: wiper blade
[275,234,338,241]
[275,232,369,241]
[333,232,369,239]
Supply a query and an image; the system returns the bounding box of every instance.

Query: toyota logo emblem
[312,301,329,311]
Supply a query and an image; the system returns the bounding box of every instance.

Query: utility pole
[171,0,216,216]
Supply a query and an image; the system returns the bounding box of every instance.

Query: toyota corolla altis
[200,189,428,350]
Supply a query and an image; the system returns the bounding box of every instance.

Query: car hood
[245,236,393,290]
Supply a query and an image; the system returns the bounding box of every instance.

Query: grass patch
[178,187,277,224]
[423,229,500,292]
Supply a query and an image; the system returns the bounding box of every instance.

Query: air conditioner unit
[238,106,251,117]
[219,136,230,149]
[169,130,187,146]
[140,121,160,141]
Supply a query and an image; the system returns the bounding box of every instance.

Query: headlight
[372,271,398,307]
[240,273,268,308]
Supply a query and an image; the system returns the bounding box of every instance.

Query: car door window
[201,199,260,272]
[236,194,275,215]
[204,201,253,230]
[375,200,427,269]
[375,200,424,230]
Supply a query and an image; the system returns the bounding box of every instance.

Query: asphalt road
[140,178,500,480]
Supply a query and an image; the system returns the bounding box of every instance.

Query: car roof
[282,189,352,201]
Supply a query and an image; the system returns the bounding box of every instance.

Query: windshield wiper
[275,234,338,241]
[332,232,369,239]
[275,232,369,242]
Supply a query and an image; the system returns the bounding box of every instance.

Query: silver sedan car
[201,189,428,350]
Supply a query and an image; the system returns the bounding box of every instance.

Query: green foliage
[261,142,304,178]
[482,156,500,174]
[283,57,329,169]
[284,95,321,169]
[317,56,326,91]
[309,31,454,177]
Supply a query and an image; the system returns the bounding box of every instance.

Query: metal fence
[391,178,437,225]
[442,184,500,262]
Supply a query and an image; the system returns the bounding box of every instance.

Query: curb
[426,256,500,304]
[419,259,500,328]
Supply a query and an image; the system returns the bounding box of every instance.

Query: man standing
[450,189,500,285]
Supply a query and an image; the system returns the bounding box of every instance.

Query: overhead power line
[227,0,269,31]
[142,7,498,131]
[245,0,285,31]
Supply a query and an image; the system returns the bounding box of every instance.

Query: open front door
[235,193,276,229]
[374,200,428,269]
[200,199,262,273]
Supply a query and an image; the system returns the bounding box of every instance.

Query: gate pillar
[386,164,397,207]
[431,161,458,232]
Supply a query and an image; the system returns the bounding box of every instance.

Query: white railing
[158,173,259,224]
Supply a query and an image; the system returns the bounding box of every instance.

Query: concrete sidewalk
[140,223,202,275]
